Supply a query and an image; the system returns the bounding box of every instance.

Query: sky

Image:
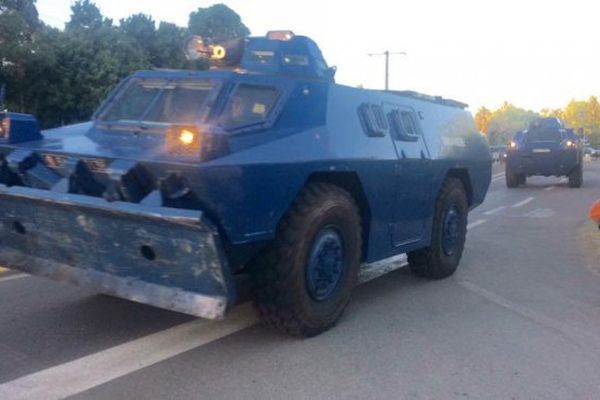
[36,0,600,113]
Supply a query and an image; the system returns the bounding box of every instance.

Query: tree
[563,99,590,132]
[0,0,41,112]
[487,102,539,145]
[65,0,109,32]
[120,13,155,47]
[474,106,492,135]
[188,4,249,41]
[0,0,39,28]
[540,108,564,119]
[52,25,149,125]
[150,21,189,69]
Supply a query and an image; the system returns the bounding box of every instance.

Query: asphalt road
[1,162,599,400]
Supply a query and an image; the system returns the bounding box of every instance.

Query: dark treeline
[0,0,250,128]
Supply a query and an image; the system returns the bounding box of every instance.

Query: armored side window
[400,111,418,136]
[221,84,280,129]
[249,51,276,65]
[283,54,310,66]
[358,103,388,137]
[389,109,420,142]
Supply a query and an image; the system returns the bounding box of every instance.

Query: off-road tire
[249,182,362,337]
[568,164,583,188]
[506,168,519,188]
[407,177,468,280]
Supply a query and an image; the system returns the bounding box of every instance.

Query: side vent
[357,103,388,137]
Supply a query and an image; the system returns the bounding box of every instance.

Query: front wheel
[506,168,519,188]
[249,182,362,337]
[408,178,468,279]
[568,164,583,188]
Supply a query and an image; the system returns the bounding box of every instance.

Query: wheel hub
[306,227,344,302]
[442,206,461,256]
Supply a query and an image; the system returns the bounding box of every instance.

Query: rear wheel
[568,164,583,188]
[407,178,468,280]
[249,182,362,337]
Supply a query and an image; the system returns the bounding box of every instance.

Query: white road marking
[545,186,556,191]
[483,206,506,216]
[491,175,505,183]
[492,172,505,179]
[511,197,535,208]
[459,280,600,351]
[467,219,488,230]
[0,303,258,400]
[524,208,556,219]
[0,274,29,283]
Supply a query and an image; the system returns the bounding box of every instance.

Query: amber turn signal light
[166,125,201,155]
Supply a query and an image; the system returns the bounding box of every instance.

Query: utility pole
[367,51,407,91]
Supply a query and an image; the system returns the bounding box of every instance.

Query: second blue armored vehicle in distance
[505,117,583,188]
[0,31,491,336]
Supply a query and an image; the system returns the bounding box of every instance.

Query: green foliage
[0,1,250,128]
[150,22,189,69]
[65,0,109,31]
[188,4,250,40]
[486,102,539,145]
[0,0,39,28]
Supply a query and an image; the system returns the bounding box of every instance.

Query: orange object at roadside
[590,200,600,223]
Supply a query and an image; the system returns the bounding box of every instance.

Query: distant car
[489,145,506,162]
[498,147,507,162]
[584,146,600,159]
[505,117,583,188]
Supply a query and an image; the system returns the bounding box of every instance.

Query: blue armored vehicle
[505,117,583,188]
[0,31,491,336]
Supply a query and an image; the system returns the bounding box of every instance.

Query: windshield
[98,78,216,125]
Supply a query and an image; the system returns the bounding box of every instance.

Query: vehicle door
[383,102,433,246]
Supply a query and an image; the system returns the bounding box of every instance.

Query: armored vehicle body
[0,31,491,336]
[505,117,583,188]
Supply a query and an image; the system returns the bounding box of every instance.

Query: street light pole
[368,50,407,91]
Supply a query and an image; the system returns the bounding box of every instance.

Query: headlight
[565,140,575,148]
[509,141,517,149]
[166,125,202,155]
